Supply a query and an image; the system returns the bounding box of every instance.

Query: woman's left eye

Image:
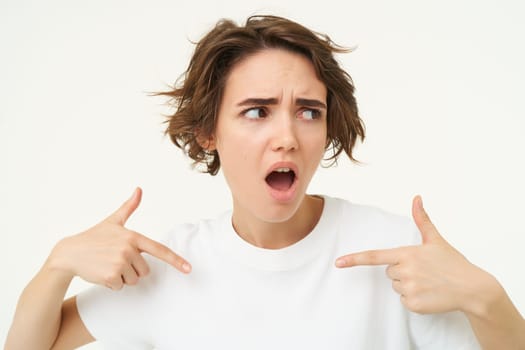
[299,109,321,120]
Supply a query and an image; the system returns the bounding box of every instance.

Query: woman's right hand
[46,187,191,290]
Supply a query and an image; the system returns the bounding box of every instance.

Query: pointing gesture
[49,188,191,291]
[335,196,488,314]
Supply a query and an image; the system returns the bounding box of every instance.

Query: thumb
[107,187,143,226]
[412,195,443,244]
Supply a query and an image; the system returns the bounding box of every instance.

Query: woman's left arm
[460,264,525,349]
[335,196,525,350]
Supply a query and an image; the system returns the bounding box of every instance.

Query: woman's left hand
[335,195,494,315]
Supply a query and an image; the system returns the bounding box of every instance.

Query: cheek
[304,128,327,154]
[219,145,258,196]
[215,132,259,181]
[242,150,250,162]
[307,133,328,170]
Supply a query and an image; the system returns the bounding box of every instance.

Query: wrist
[461,270,525,349]
[461,267,505,320]
[43,237,76,281]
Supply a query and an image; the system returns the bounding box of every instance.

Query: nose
[270,114,299,152]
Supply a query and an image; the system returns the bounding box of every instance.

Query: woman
[6,15,525,349]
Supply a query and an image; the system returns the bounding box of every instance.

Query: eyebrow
[236,97,327,109]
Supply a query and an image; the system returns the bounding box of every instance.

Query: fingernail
[335,258,346,268]
[182,263,192,273]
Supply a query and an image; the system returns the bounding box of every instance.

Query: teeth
[275,167,291,172]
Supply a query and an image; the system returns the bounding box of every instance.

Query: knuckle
[403,280,423,298]
[159,246,173,259]
[167,253,180,266]
[412,248,425,260]
[123,231,138,245]
[126,277,138,286]
[404,280,418,295]
[399,266,414,279]
[116,245,136,262]
[104,272,121,286]
[141,265,150,276]
[398,250,410,263]
[120,247,134,261]
[112,283,124,291]
[391,279,399,290]
[170,258,182,270]
[114,257,128,270]
[365,251,378,264]
[405,297,424,314]
[400,251,414,263]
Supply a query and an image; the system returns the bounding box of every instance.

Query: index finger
[135,234,192,274]
[335,247,405,268]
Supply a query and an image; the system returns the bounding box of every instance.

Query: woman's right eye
[243,107,267,119]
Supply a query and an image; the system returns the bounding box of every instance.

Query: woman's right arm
[5,188,191,350]
[5,256,94,350]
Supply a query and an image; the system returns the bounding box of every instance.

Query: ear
[196,132,216,151]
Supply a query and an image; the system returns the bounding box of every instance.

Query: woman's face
[211,48,327,225]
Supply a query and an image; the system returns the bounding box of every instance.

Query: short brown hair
[159,15,365,175]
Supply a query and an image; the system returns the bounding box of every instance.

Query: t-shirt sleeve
[76,253,167,349]
[409,310,481,349]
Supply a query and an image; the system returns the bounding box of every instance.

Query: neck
[231,194,324,249]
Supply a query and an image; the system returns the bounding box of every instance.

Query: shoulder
[323,196,420,251]
[327,196,410,227]
[156,211,231,268]
[161,212,228,250]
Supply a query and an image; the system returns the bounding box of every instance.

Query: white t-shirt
[77,196,480,349]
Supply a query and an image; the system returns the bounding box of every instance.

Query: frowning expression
[211,49,327,224]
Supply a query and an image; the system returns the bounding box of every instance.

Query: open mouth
[265,167,296,191]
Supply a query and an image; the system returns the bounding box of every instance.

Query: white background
[1,0,524,348]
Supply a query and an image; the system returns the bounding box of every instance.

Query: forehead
[222,49,327,102]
